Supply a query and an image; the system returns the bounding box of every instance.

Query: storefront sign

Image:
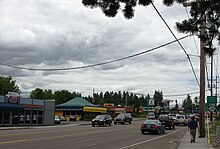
[83,106,107,113]
[6,92,20,104]
[103,103,114,107]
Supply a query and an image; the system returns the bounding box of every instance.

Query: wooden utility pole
[199,0,206,137]
[184,0,206,137]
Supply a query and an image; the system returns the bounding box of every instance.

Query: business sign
[207,96,217,105]
[103,103,114,107]
[149,99,154,106]
[6,92,20,104]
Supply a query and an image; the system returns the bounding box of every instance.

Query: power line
[0,35,190,71]
[151,2,199,87]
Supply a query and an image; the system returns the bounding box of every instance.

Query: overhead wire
[150,2,200,87]
[0,34,190,71]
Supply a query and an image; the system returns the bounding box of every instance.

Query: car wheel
[156,129,160,135]
[173,124,175,129]
[129,121,131,124]
[114,122,117,125]
[109,122,112,126]
[99,124,102,127]
[92,124,95,127]
[141,130,145,134]
[169,126,172,130]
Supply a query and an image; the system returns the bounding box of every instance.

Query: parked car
[175,115,189,126]
[92,114,112,127]
[114,113,132,125]
[140,119,165,134]
[158,115,175,130]
[60,116,66,121]
[55,116,61,124]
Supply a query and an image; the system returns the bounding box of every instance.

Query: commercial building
[0,94,55,126]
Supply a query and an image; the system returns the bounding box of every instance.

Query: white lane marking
[120,129,182,149]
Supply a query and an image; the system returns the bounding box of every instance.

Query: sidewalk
[178,129,214,149]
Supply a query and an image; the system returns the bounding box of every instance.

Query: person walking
[188,116,198,143]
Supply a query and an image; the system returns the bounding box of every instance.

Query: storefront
[0,94,55,126]
[55,97,106,121]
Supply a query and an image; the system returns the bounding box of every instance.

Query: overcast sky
[0,0,218,104]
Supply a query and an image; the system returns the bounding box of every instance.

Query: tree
[0,76,20,95]
[182,94,193,114]
[30,88,44,99]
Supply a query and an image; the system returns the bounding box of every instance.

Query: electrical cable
[0,34,190,71]
[151,2,199,87]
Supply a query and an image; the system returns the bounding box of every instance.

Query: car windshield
[144,120,158,124]
[95,115,105,119]
[117,114,124,118]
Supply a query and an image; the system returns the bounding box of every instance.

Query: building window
[0,109,2,124]
[12,110,19,124]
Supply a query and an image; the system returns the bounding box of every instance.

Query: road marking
[0,139,27,145]
[119,129,182,149]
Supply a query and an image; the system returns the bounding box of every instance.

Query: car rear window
[177,116,184,119]
[144,120,158,124]
[159,116,169,120]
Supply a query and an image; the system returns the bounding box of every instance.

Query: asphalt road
[0,120,187,149]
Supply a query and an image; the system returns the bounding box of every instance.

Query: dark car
[140,119,165,134]
[158,115,175,130]
[92,114,112,127]
[114,113,132,125]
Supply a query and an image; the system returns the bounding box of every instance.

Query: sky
[0,0,218,105]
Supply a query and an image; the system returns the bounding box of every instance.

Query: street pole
[199,0,206,137]
[183,0,206,137]
[210,55,213,121]
[125,92,128,113]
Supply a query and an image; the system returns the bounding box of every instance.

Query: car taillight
[141,124,145,128]
[152,125,158,129]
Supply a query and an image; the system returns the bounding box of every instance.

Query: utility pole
[183,0,206,137]
[210,55,213,121]
[199,0,206,137]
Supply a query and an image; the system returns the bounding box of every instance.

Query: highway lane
[0,120,187,149]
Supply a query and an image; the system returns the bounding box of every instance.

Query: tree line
[0,76,164,106]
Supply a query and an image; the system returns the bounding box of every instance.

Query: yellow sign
[83,106,107,113]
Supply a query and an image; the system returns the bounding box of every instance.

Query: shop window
[19,110,25,124]
[25,110,31,124]
[38,111,43,124]
[0,109,2,124]
[4,110,10,124]
[12,110,19,124]
[32,110,37,124]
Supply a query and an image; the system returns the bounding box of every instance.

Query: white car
[175,115,188,126]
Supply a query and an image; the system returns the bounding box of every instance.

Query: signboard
[149,99,154,106]
[207,96,217,105]
[103,103,114,107]
[209,106,216,112]
[6,92,20,104]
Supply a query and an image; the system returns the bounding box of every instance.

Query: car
[158,115,175,130]
[140,119,165,134]
[91,114,112,127]
[147,112,156,120]
[55,116,61,124]
[59,116,66,121]
[175,115,188,126]
[114,113,132,125]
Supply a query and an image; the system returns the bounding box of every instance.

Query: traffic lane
[0,121,143,143]
[0,121,187,149]
[119,126,187,149]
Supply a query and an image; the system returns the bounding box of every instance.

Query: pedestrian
[188,116,198,143]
